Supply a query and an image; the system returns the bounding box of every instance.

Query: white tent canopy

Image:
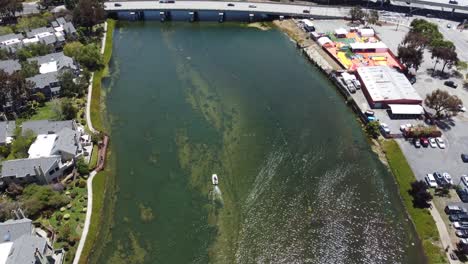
[349,42,387,51]
[334,28,348,36]
[389,104,424,115]
[317,37,332,46]
[359,28,374,37]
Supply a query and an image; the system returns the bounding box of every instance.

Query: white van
[425,173,438,188]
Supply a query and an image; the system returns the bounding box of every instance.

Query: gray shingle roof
[39,34,57,46]
[0,121,16,144]
[63,22,77,35]
[6,234,47,264]
[52,127,81,157]
[0,218,32,242]
[21,120,75,135]
[51,21,59,28]
[27,52,77,71]
[0,34,24,43]
[1,156,60,179]
[25,27,54,38]
[56,17,67,26]
[0,60,21,74]
[26,72,59,90]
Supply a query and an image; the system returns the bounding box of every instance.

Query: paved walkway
[73,21,108,264]
[429,202,459,264]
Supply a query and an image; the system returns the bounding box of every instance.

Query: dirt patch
[247,22,271,31]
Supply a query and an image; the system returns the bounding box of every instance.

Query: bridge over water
[103,1,350,21]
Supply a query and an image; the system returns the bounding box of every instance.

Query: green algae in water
[97,22,426,264]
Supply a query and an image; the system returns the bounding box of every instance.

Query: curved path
[73,21,108,264]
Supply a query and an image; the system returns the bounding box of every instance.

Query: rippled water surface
[95,21,426,264]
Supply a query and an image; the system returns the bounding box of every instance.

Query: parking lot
[397,113,468,184]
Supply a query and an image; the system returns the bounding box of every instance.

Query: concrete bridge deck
[104,0,350,18]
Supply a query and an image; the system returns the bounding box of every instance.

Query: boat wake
[212,186,224,205]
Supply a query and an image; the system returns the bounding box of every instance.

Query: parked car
[457,188,468,203]
[365,110,375,117]
[462,175,468,186]
[444,80,458,88]
[425,174,438,188]
[443,172,454,185]
[352,79,361,89]
[429,138,437,148]
[380,123,390,134]
[408,76,416,84]
[456,230,468,238]
[453,221,468,229]
[420,137,429,147]
[459,105,466,112]
[450,214,468,222]
[450,252,459,260]
[462,154,468,163]
[414,138,421,148]
[433,172,447,185]
[436,137,446,149]
[446,205,463,214]
[447,23,452,28]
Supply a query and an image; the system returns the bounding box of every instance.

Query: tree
[34,92,46,106]
[430,40,458,74]
[0,71,33,113]
[16,43,52,61]
[402,31,429,50]
[0,26,13,36]
[349,6,365,23]
[366,10,379,25]
[73,0,106,33]
[63,41,84,58]
[397,45,423,72]
[410,19,443,45]
[8,128,36,159]
[59,70,88,97]
[75,44,104,71]
[20,60,39,78]
[20,184,70,218]
[65,0,79,10]
[365,121,380,138]
[61,98,77,120]
[76,157,90,175]
[425,89,463,118]
[409,180,432,208]
[0,0,22,20]
[15,15,48,32]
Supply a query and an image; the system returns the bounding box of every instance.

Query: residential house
[21,120,77,135]
[1,156,66,185]
[23,26,65,50]
[0,60,21,74]
[0,34,24,54]
[0,121,16,145]
[52,17,77,38]
[25,52,78,97]
[0,217,64,264]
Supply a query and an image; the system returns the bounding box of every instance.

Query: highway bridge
[103,1,351,20]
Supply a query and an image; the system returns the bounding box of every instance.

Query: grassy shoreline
[78,19,116,263]
[90,19,116,132]
[381,140,447,264]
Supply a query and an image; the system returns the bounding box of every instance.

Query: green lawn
[88,145,98,170]
[78,171,108,264]
[90,19,116,132]
[382,140,448,264]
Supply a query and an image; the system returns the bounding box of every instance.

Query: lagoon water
[94,21,426,263]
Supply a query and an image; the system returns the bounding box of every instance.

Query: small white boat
[212,174,218,185]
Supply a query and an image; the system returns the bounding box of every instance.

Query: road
[104,0,351,18]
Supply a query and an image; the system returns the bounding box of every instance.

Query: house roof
[389,104,424,115]
[21,120,75,135]
[0,218,33,243]
[28,134,57,158]
[56,17,67,26]
[0,60,21,74]
[6,234,47,264]
[0,121,16,145]
[51,21,59,28]
[63,22,77,35]
[27,52,76,72]
[52,127,81,157]
[39,34,57,45]
[1,156,60,178]
[26,27,54,38]
[26,72,59,90]
[0,34,24,44]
